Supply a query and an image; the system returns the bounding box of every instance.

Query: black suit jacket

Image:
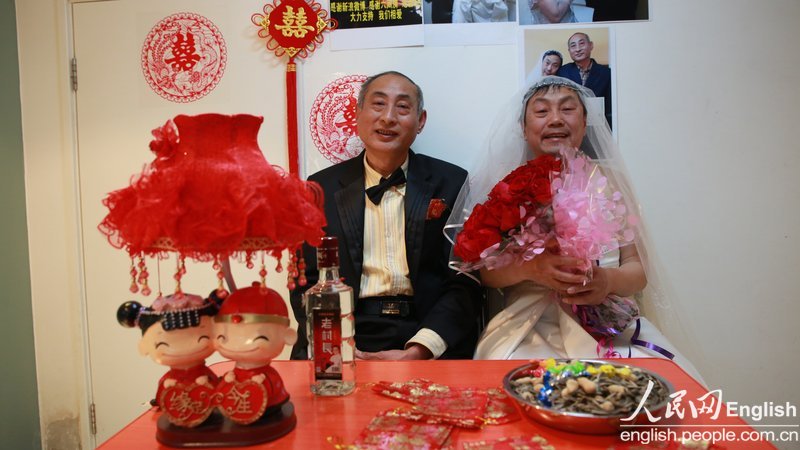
[290,150,481,359]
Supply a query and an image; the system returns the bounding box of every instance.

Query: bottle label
[311,308,343,381]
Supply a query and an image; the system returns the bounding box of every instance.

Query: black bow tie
[366,168,407,205]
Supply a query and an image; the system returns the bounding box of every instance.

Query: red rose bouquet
[453,154,561,270]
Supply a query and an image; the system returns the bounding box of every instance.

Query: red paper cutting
[141,12,227,103]
[309,74,367,164]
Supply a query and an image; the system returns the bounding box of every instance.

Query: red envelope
[354,409,453,449]
[372,378,451,404]
[483,388,521,425]
[461,435,555,450]
[373,379,520,427]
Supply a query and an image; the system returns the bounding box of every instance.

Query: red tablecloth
[99,358,777,449]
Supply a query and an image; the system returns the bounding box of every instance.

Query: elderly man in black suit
[291,71,481,360]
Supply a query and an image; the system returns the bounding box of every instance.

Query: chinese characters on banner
[274,6,316,37]
[331,0,422,29]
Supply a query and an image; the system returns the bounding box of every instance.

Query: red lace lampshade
[99,113,326,293]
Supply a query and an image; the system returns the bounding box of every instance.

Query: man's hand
[522,240,589,290]
[480,240,588,289]
[355,343,433,360]
[560,265,610,305]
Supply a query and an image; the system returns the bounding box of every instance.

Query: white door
[72,0,294,442]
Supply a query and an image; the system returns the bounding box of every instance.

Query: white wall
[18,0,800,447]
[614,1,800,429]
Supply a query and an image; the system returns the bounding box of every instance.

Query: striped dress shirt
[360,157,447,358]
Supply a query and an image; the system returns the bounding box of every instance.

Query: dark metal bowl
[502,359,673,435]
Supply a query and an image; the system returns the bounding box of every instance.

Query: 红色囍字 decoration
[251,0,336,175]
[309,74,367,164]
[141,12,227,103]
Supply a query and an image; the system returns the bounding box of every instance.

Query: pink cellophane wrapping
[98,114,326,259]
[551,148,640,346]
[551,147,637,265]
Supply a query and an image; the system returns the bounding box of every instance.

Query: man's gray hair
[356,71,425,116]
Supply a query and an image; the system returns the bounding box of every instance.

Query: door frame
[17,0,94,448]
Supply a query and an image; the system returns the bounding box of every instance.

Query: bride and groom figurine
[118,283,298,443]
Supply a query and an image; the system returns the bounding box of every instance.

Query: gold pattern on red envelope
[412,388,488,428]
[461,435,555,450]
[372,378,451,404]
[372,379,519,428]
[482,388,521,425]
[159,382,216,427]
[395,407,483,430]
[353,409,453,449]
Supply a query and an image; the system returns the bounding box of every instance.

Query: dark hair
[117,299,219,334]
[357,71,425,116]
[542,50,563,64]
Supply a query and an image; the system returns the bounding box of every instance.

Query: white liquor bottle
[304,236,355,396]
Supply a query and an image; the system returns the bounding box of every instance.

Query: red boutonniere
[427,198,448,220]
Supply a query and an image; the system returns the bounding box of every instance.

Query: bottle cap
[317,236,339,268]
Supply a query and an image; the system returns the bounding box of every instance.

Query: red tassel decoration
[286,62,299,176]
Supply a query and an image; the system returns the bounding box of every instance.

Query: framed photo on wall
[520,26,616,130]
[519,0,648,26]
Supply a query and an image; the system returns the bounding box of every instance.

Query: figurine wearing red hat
[117,293,220,427]
[213,283,297,425]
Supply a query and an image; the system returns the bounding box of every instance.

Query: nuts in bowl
[503,359,672,434]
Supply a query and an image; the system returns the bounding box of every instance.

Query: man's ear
[284,327,298,346]
[417,109,427,134]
